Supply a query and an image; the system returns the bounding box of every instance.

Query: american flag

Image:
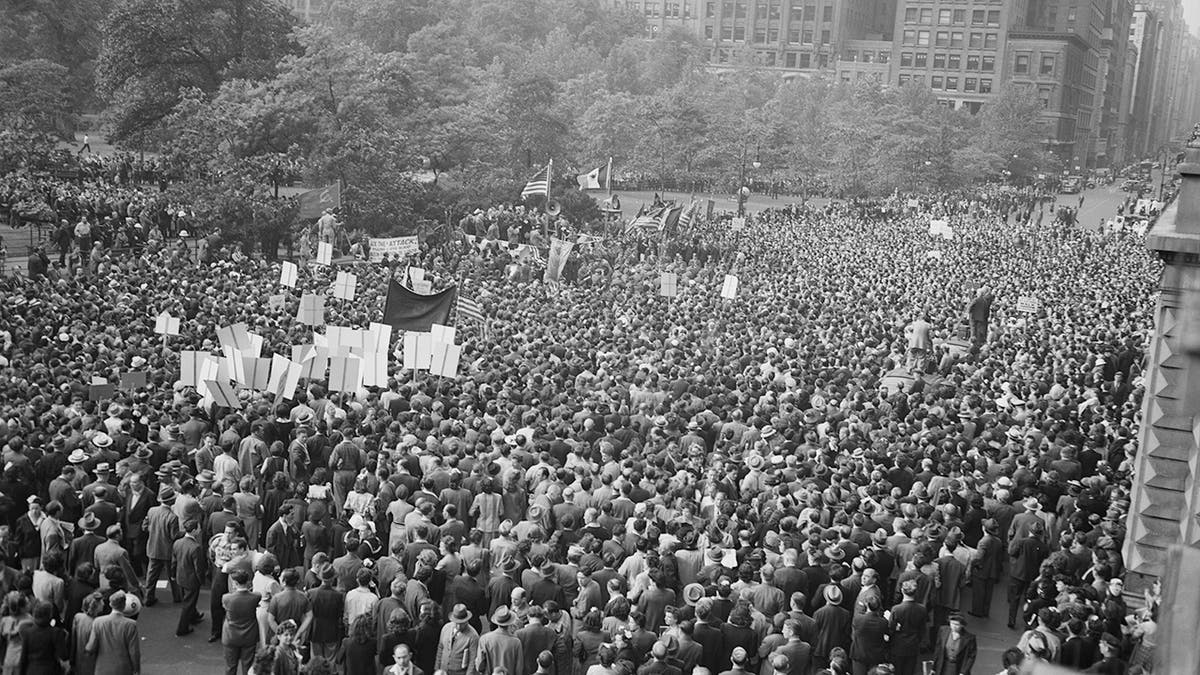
[520,163,551,199]
[678,200,699,229]
[456,294,485,323]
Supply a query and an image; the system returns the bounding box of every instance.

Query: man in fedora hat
[144,486,180,606]
[82,462,117,509]
[969,519,1004,618]
[477,606,523,675]
[69,512,106,578]
[436,603,480,675]
[813,584,851,668]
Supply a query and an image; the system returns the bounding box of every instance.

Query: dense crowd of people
[0,168,1167,675]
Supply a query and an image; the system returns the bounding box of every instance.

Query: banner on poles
[369,236,419,263]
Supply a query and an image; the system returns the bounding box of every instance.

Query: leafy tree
[0,59,73,172]
[95,0,297,144]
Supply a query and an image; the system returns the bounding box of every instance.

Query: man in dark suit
[1006,520,1049,629]
[888,579,928,675]
[931,614,977,675]
[222,567,261,675]
[174,519,205,636]
[969,519,1004,617]
[967,285,994,345]
[850,598,889,675]
[68,513,105,579]
[692,599,726,673]
[121,473,155,574]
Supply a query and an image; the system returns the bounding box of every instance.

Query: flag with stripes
[678,200,699,229]
[521,163,551,199]
[456,294,484,323]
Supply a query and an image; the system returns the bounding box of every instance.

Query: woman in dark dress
[410,601,441,675]
[18,601,68,675]
[339,613,376,675]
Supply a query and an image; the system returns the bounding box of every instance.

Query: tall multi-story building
[890,0,1030,113]
[1127,4,1160,157]
[600,0,1183,165]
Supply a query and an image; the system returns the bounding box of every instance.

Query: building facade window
[905,7,918,22]
[965,77,977,91]
[788,28,800,42]
[915,52,928,66]
[706,25,715,37]
[899,74,911,85]
[951,32,964,46]
[953,9,965,23]
[946,77,959,90]
[820,29,830,43]
[900,52,914,66]
[986,10,1000,25]
[936,31,949,46]
[822,5,832,21]
[918,30,930,45]
[800,53,811,67]
[786,52,797,67]
[920,8,932,23]
[972,10,985,24]
[939,9,952,24]
[878,51,890,63]
[934,53,946,68]
[902,29,915,44]
[948,54,961,68]
[707,2,716,17]
[969,32,983,47]
[981,55,994,71]
[932,75,944,89]
[984,33,997,48]
[980,78,992,93]
[1015,54,1029,73]
[967,54,979,70]
[734,26,745,39]
[1040,55,1055,74]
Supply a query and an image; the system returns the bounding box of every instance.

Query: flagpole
[606,157,613,195]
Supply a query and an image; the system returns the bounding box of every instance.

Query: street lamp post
[737,156,761,216]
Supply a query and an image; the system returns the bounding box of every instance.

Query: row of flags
[522,158,615,201]
[625,202,692,236]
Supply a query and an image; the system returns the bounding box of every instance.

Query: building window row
[900,74,992,93]
[904,8,1000,26]
[901,30,998,48]
[898,52,995,72]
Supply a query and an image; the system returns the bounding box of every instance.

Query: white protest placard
[361,352,388,388]
[403,332,434,371]
[266,355,291,396]
[180,351,205,387]
[332,271,357,301]
[221,346,246,385]
[367,322,393,355]
[412,280,433,294]
[316,242,333,266]
[1016,296,1042,313]
[241,357,272,390]
[731,217,746,231]
[408,267,425,283]
[431,324,457,345]
[926,250,943,260]
[431,342,462,378]
[369,236,419,263]
[907,198,920,209]
[297,347,329,381]
[246,332,264,358]
[280,261,298,288]
[216,323,252,351]
[660,272,678,298]
[268,294,286,310]
[154,312,180,337]
[328,356,361,392]
[720,274,739,299]
[297,294,325,326]
[203,380,242,409]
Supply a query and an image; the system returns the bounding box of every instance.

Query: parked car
[1061,177,1083,193]
[1121,179,1145,192]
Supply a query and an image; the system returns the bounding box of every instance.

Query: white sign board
[369,236,419,263]
[1016,296,1041,313]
